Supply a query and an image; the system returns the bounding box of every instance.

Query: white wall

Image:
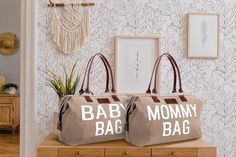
[36,0,236,157]
[0,0,21,85]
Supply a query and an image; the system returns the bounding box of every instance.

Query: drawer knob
[171,151,176,156]
[75,151,80,157]
[123,151,128,155]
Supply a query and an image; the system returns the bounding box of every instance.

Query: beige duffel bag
[125,53,203,146]
[58,53,131,145]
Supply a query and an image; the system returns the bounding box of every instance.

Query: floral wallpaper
[37,0,236,156]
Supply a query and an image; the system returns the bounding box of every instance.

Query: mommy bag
[58,53,131,145]
[125,53,203,146]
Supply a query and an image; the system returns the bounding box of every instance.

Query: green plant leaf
[45,59,80,99]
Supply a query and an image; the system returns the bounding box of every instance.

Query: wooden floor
[0,130,19,157]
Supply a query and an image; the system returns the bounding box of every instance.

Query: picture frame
[115,36,160,94]
[188,13,219,58]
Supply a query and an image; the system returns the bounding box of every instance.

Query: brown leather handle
[80,54,109,94]
[86,53,116,93]
[146,53,183,94]
[146,53,177,93]
[154,53,183,93]
[155,54,177,93]
[79,53,109,94]
[96,54,115,93]
[84,53,116,94]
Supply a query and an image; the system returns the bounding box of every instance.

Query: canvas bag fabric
[58,53,131,146]
[125,53,203,146]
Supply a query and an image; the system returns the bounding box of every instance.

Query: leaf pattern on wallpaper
[37,0,236,156]
[218,2,236,42]
[158,0,177,16]
[144,6,165,35]
[186,60,211,94]
[114,1,148,35]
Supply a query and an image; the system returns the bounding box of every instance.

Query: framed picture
[115,36,160,93]
[188,13,219,58]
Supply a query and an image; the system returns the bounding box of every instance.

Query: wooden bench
[37,133,216,157]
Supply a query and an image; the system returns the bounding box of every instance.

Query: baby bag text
[81,104,125,136]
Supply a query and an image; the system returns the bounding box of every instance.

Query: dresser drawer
[105,148,151,157]
[58,148,104,157]
[0,97,12,104]
[152,148,197,157]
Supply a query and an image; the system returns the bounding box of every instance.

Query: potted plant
[2,83,19,95]
[45,60,79,107]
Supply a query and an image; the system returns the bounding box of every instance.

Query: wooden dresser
[38,133,216,157]
[0,94,20,135]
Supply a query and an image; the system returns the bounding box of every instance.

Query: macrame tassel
[51,7,90,54]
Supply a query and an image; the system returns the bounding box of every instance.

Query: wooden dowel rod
[48,2,95,7]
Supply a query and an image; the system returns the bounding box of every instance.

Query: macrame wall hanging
[49,0,95,54]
